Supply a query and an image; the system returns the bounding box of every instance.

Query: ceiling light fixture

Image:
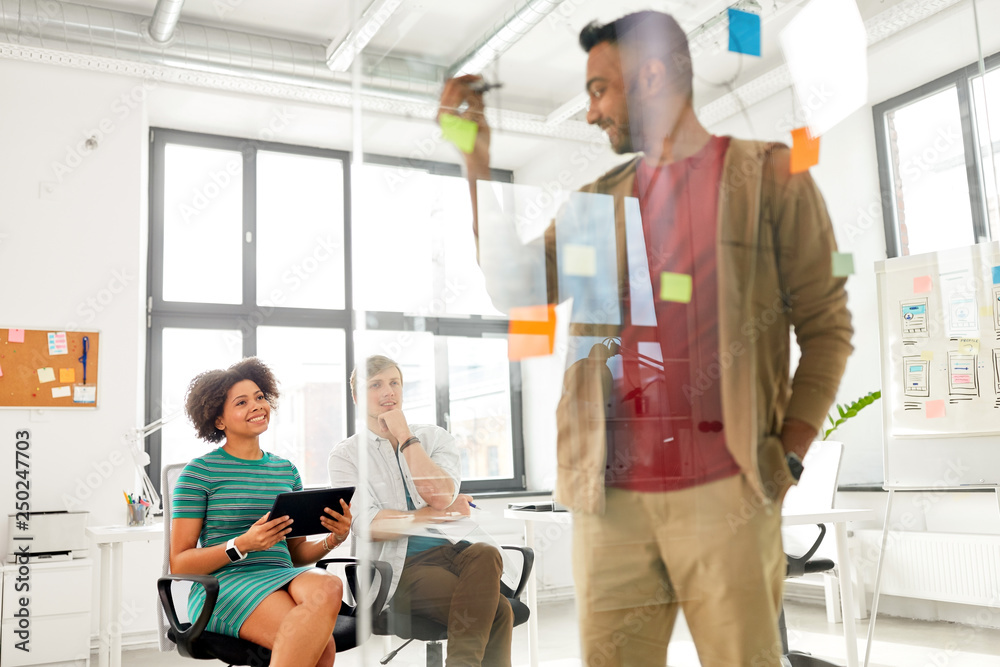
[451,0,568,77]
[326,0,404,72]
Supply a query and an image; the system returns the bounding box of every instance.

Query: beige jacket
[546,139,854,514]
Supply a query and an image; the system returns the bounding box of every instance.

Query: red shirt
[606,135,741,492]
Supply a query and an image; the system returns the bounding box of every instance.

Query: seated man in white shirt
[328,354,513,667]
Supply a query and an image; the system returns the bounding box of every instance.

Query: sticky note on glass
[563,244,597,277]
[958,338,979,355]
[728,8,761,56]
[508,304,557,361]
[8,329,24,343]
[51,386,71,399]
[981,305,993,318]
[37,367,56,383]
[660,272,693,303]
[48,331,68,355]
[440,113,478,154]
[790,127,821,174]
[913,276,932,293]
[74,385,97,403]
[60,368,76,383]
[925,400,946,419]
[992,266,1000,285]
[920,350,934,361]
[779,0,867,136]
[831,251,854,277]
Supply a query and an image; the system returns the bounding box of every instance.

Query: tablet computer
[269,487,355,538]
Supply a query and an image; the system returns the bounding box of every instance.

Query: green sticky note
[660,272,692,303]
[832,251,855,277]
[440,113,478,154]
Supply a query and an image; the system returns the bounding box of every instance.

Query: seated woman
[170,357,352,667]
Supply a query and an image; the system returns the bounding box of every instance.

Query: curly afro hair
[185,357,280,443]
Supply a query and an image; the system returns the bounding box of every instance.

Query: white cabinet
[1,560,92,667]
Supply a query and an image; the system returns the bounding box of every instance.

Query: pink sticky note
[926,400,946,419]
[913,276,932,294]
[0,363,3,377]
[8,329,25,343]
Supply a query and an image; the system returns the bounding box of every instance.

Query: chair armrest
[786,524,826,579]
[317,557,393,619]
[500,545,535,600]
[157,574,219,658]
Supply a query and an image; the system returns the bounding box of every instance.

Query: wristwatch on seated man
[225,538,247,562]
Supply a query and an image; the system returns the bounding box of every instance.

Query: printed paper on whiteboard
[779,0,868,136]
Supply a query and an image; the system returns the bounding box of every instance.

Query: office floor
[124,599,1000,666]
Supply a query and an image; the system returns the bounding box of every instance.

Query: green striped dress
[172,448,313,638]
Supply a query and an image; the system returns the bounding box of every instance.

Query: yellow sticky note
[60,368,76,383]
[37,367,56,383]
[920,350,934,361]
[440,113,478,154]
[981,305,993,318]
[660,272,693,303]
[958,338,979,355]
[563,244,597,277]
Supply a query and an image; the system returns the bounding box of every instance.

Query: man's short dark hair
[579,11,693,99]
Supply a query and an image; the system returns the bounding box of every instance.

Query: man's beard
[605,121,635,154]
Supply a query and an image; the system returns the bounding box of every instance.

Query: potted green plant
[823,390,881,440]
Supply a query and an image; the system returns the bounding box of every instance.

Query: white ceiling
[28,0,917,122]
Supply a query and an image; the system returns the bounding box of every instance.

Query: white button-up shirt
[327,423,461,603]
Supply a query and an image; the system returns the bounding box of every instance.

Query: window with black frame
[147,129,525,495]
[874,51,1000,258]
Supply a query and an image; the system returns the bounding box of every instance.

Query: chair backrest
[157,463,190,652]
[781,440,843,560]
[782,440,843,513]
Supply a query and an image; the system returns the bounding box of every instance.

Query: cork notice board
[0,328,100,408]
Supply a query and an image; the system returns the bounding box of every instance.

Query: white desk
[505,506,875,667]
[86,524,163,667]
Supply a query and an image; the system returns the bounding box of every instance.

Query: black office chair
[352,544,534,667]
[780,523,840,667]
[156,463,393,666]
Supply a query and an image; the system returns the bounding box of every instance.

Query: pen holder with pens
[127,502,149,527]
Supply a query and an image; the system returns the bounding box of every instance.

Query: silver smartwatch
[225,538,247,562]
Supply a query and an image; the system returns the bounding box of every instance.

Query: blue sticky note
[728,8,761,57]
[992,265,1000,285]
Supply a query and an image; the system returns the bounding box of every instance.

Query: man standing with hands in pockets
[329,355,514,667]
[438,10,852,667]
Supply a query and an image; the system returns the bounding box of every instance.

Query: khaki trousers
[391,542,513,667]
[572,474,785,667]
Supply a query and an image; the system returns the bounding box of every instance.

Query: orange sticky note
[913,276,932,293]
[60,368,76,383]
[790,127,820,174]
[926,400,946,419]
[8,329,24,343]
[508,305,557,361]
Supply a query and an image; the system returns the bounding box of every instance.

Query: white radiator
[855,530,1000,606]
